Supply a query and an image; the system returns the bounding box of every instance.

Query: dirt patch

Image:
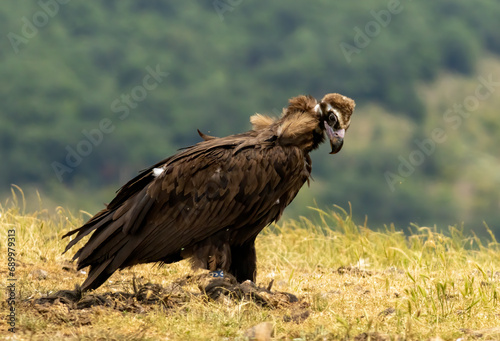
[31,281,188,313]
[27,273,310,324]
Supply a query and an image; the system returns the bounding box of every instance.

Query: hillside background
[1,1,499,236]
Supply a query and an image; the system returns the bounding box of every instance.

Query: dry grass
[1,189,500,340]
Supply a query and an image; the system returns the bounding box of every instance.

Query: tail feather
[75,221,125,266]
[78,232,145,290]
[72,222,136,289]
[75,209,132,259]
[62,164,162,291]
[80,258,113,291]
[62,210,112,253]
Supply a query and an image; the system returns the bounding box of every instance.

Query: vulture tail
[80,258,114,291]
[63,184,155,291]
[76,228,144,291]
[65,213,145,291]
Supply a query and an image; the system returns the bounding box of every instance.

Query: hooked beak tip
[329,139,344,154]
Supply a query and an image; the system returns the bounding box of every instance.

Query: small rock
[378,307,395,316]
[462,327,500,339]
[244,322,274,341]
[240,279,257,293]
[384,266,405,275]
[283,310,310,323]
[32,269,48,280]
[354,332,390,341]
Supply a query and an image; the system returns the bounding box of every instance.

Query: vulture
[63,93,355,291]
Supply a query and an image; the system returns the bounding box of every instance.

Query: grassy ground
[1,189,499,340]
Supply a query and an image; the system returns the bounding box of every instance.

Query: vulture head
[264,93,355,154]
[316,93,355,154]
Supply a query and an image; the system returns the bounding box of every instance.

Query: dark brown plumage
[63,93,355,291]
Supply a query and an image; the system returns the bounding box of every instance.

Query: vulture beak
[324,121,345,154]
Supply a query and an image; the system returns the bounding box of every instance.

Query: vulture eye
[328,112,337,125]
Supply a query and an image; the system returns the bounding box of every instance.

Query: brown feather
[197,129,216,141]
[250,114,275,131]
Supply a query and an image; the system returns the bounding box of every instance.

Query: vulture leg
[230,238,257,282]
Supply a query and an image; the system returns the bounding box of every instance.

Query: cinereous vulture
[63,93,355,291]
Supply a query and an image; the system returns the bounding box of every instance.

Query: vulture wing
[63,132,310,290]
